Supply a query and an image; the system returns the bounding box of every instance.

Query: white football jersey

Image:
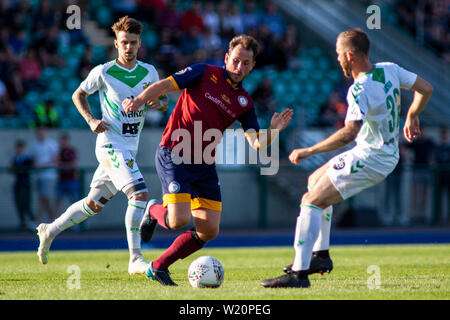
[345,62,417,157]
[80,60,160,152]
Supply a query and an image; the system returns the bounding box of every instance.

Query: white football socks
[312,205,333,252]
[126,200,146,262]
[292,204,323,272]
[47,198,95,238]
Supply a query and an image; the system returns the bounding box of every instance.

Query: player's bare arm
[72,87,110,134]
[122,77,176,113]
[246,108,293,150]
[404,76,433,143]
[289,120,362,165]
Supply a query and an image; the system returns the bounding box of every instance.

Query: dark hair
[228,34,260,60]
[337,29,370,57]
[111,16,143,37]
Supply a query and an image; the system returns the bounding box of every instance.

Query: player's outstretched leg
[139,199,159,243]
[36,198,96,264]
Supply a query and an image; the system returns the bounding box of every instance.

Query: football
[188,256,224,288]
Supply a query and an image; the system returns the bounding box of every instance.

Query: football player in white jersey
[262,29,433,288]
[36,16,168,276]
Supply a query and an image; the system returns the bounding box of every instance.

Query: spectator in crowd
[261,2,286,38]
[33,99,59,128]
[281,24,302,69]
[19,49,42,92]
[156,0,181,30]
[407,126,435,225]
[32,0,55,31]
[434,127,450,224]
[33,25,64,68]
[155,27,181,75]
[222,3,244,37]
[55,133,80,222]
[10,140,34,231]
[242,0,260,32]
[395,0,450,62]
[180,0,205,34]
[201,1,220,34]
[78,46,94,80]
[31,126,59,223]
[252,77,277,127]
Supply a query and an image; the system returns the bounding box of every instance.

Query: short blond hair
[111,16,143,37]
[337,29,370,57]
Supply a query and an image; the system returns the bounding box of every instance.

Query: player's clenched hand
[289,148,312,165]
[122,97,143,113]
[147,95,169,111]
[88,118,110,134]
[403,114,421,143]
[270,108,293,131]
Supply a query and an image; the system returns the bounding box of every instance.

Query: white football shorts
[91,144,144,194]
[326,146,398,200]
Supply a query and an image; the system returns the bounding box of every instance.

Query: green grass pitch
[0,244,449,300]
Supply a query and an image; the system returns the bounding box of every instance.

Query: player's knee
[196,226,219,242]
[166,203,191,229]
[129,191,148,202]
[167,211,191,229]
[123,178,148,200]
[301,192,327,210]
[85,198,103,213]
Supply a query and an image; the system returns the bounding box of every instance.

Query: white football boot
[128,256,150,276]
[36,223,55,264]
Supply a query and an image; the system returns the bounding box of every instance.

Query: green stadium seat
[142,30,159,50]
[96,6,113,28]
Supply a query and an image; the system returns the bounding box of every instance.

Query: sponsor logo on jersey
[121,110,145,118]
[205,92,236,117]
[238,95,248,107]
[221,94,231,104]
[210,74,218,84]
[168,181,180,193]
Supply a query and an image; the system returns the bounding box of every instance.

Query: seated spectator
[202,1,220,34]
[261,2,286,38]
[222,3,244,37]
[181,0,205,33]
[19,49,42,92]
[33,99,59,128]
[155,27,180,75]
[78,46,94,80]
[33,25,64,68]
[32,0,55,31]
[157,0,181,30]
[252,77,277,127]
[242,0,260,32]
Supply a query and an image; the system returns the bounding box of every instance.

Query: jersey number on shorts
[386,88,400,133]
[122,122,140,135]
